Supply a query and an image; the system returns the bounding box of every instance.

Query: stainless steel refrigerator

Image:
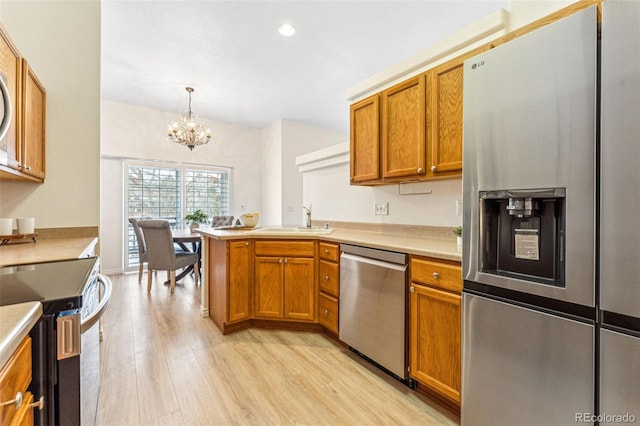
[461,6,598,425]
[600,0,640,420]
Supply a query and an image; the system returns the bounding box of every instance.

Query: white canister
[0,218,13,235]
[17,218,35,234]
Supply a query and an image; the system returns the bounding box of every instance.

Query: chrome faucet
[303,204,312,228]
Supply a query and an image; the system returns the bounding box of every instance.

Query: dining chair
[138,219,199,294]
[128,217,151,284]
[211,215,234,227]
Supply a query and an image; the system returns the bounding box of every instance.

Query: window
[126,161,231,271]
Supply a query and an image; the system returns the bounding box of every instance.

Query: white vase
[456,236,463,246]
[189,222,199,232]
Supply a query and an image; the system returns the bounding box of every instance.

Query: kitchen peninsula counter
[0,302,42,369]
[197,227,461,262]
[0,237,98,267]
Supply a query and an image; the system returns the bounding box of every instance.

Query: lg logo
[471,60,485,70]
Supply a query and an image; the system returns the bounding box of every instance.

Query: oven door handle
[81,274,112,334]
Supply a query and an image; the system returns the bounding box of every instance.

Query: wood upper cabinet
[20,59,45,180]
[350,95,380,183]
[427,59,463,176]
[254,240,316,321]
[381,75,426,179]
[0,26,46,183]
[426,44,489,178]
[409,255,462,406]
[0,26,22,172]
[228,240,252,323]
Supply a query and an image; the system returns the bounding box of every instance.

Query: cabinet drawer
[254,240,315,257]
[319,260,339,297]
[410,256,462,293]
[318,241,340,262]
[318,293,339,334]
[0,337,31,425]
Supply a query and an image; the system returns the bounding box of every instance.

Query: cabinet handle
[324,249,329,254]
[25,165,31,171]
[324,309,329,315]
[284,258,288,264]
[431,165,437,172]
[324,275,329,281]
[245,242,249,246]
[29,396,45,411]
[1,391,23,409]
[410,286,415,293]
[279,258,283,264]
[417,167,423,173]
[432,272,439,279]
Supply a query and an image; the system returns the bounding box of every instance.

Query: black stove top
[0,257,98,314]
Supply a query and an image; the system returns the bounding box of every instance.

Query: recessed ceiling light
[278,23,296,37]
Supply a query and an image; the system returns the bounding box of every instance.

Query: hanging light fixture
[168,87,211,151]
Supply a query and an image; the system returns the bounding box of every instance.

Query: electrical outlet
[374,202,389,215]
[456,199,463,216]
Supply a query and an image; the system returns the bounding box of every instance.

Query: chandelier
[168,87,211,151]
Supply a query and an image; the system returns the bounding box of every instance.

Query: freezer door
[600,328,640,420]
[600,0,640,318]
[462,293,594,426]
[463,6,597,307]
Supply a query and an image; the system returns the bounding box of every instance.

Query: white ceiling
[101,0,507,133]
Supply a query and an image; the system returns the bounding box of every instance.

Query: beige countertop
[197,227,462,262]
[0,237,98,267]
[0,302,42,368]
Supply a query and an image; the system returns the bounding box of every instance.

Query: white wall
[260,121,282,226]
[507,0,579,31]
[0,1,101,229]
[281,120,347,226]
[100,100,262,273]
[302,150,463,228]
[261,119,348,227]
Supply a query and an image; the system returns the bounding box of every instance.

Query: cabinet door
[350,95,380,183]
[21,59,45,180]
[381,75,426,179]
[254,257,283,318]
[0,27,22,170]
[410,283,461,404]
[228,240,251,322]
[428,59,463,175]
[283,257,315,321]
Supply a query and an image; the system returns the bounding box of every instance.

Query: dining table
[171,229,202,283]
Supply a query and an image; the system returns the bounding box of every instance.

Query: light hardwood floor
[97,273,460,425]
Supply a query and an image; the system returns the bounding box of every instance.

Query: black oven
[0,257,112,426]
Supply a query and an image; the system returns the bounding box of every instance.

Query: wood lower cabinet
[0,337,35,426]
[254,240,316,321]
[228,240,252,322]
[318,241,340,334]
[409,255,462,407]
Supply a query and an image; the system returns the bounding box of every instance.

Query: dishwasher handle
[340,252,408,272]
[81,274,112,334]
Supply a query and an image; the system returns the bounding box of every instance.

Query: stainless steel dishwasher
[339,243,413,387]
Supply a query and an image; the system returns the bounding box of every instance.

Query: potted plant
[453,226,463,246]
[185,209,209,231]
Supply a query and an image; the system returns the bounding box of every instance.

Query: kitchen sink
[249,227,333,235]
